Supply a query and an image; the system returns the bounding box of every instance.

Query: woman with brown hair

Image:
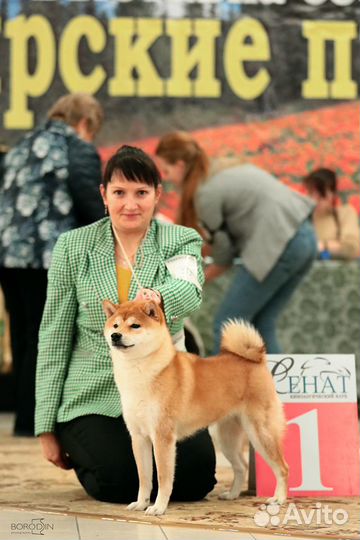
[155,131,317,355]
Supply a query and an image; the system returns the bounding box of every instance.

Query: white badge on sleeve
[165,255,202,290]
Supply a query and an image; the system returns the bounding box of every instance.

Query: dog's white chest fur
[112,362,160,437]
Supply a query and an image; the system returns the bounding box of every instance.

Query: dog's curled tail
[221,319,266,363]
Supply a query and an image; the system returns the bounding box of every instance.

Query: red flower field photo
[99,102,360,222]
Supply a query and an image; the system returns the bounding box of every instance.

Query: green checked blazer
[35,217,204,435]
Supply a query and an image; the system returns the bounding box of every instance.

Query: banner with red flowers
[0,1,359,214]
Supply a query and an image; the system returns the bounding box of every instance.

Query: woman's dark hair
[103,145,161,189]
[304,168,340,239]
[303,168,337,198]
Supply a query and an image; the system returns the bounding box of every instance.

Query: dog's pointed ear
[143,301,160,320]
[102,300,118,319]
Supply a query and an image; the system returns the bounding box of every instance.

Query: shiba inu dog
[103,299,288,516]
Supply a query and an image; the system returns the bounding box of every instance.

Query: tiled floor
[0,412,246,539]
[0,414,343,540]
[0,508,321,540]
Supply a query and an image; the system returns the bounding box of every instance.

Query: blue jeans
[213,220,317,354]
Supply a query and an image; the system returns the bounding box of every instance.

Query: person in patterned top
[36,145,216,504]
[0,93,104,436]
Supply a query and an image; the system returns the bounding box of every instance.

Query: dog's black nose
[111,332,122,344]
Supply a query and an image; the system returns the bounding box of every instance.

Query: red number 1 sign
[256,355,360,497]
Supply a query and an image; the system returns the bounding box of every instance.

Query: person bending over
[155,131,318,354]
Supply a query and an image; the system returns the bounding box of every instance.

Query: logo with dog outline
[10,518,55,535]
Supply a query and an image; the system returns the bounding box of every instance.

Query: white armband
[165,255,202,290]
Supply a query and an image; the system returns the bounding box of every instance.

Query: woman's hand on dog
[39,433,72,469]
[135,288,162,304]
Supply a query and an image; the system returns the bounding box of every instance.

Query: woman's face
[100,173,162,234]
[155,156,186,186]
[308,188,334,214]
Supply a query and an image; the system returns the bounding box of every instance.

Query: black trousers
[0,267,48,435]
[57,414,217,504]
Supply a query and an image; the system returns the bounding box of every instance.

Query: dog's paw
[127,500,150,511]
[219,491,238,500]
[145,504,167,516]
